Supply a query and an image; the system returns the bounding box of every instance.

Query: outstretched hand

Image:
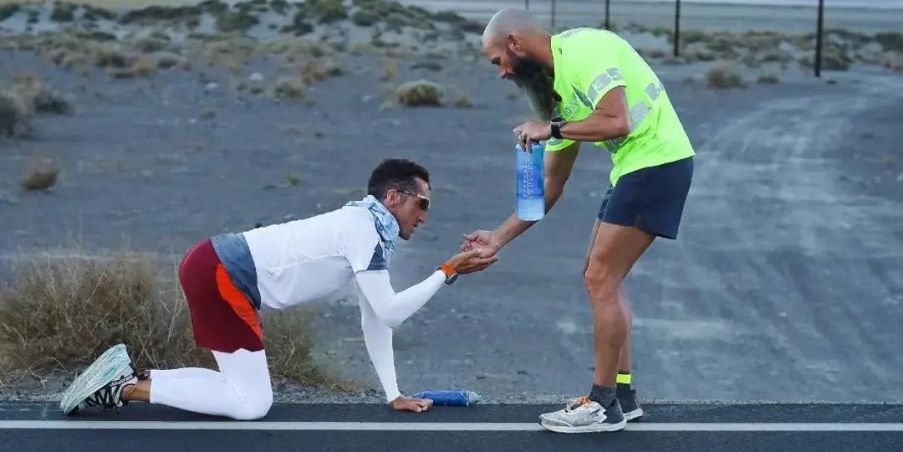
[446,248,497,275]
[457,230,503,274]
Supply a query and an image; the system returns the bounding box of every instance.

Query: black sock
[589,384,616,406]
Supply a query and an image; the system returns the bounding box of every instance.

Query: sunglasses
[397,190,431,211]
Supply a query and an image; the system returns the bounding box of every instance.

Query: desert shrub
[396,80,444,106]
[50,3,77,22]
[20,159,60,191]
[705,62,745,89]
[0,90,32,138]
[0,252,326,384]
[876,32,903,52]
[757,74,780,85]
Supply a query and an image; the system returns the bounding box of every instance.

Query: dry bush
[50,3,77,22]
[884,52,903,72]
[705,62,745,89]
[453,94,475,108]
[134,37,170,54]
[0,253,203,375]
[310,0,347,23]
[60,52,92,70]
[91,45,131,68]
[351,9,379,27]
[273,76,306,100]
[130,56,158,77]
[876,32,903,52]
[0,90,32,138]
[203,37,255,73]
[217,9,259,33]
[0,252,326,385]
[757,74,780,85]
[12,72,74,115]
[822,44,853,71]
[381,58,399,81]
[638,48,667,59]
[20,159,60,191]
[299,57,342,84]
[155,52,181,70]
[396,80,444,107]
[261,308,325,385]
[108,56,157,79]
[0,4,20,22]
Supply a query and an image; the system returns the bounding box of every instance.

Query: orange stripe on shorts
[214,263,263,341]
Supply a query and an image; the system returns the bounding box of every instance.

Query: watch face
[551,121,563,138]
[447,273,459,285]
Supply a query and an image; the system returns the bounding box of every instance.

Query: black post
[551,0,556,29]
[524,0,529,10]
[815,0,824,77]
[605,0,610,29]
[673,0,681,57]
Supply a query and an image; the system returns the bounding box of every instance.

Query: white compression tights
[149,348,273,420]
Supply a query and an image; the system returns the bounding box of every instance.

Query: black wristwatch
[550,118,565,139]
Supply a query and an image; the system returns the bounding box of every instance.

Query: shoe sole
[540,418,627,433]
[59,344,133,415]
[624,407,644,421]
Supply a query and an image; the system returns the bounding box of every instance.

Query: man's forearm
[356,270,445,328]
[359,295,401,402]
[559,114,630,143]
[493,186,564,247]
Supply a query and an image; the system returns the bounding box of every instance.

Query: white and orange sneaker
[539,396,627,433]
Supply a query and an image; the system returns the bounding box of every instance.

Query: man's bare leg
[583,220,635,380]
[122,379,150,402]
[619,288,632,373]
[585,222,653,392]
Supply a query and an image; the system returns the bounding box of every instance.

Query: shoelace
[84,366,137,410]
[565,396,593,412]
[83,385,122,409]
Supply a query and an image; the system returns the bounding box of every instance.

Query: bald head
[482,8,547,48]
[481,8,556,121]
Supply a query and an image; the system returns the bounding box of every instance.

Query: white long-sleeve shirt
[355,270,445,401]
[242,205,445,402]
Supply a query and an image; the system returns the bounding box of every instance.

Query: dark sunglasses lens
[419,199,430,211]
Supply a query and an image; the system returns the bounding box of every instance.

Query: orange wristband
[439,262,456,278]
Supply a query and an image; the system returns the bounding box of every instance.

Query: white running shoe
[59,344,137,415]
[539,396,627,433]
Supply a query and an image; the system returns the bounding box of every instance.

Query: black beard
[511,57,556,121]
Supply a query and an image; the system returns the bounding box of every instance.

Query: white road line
[0,421,902,432]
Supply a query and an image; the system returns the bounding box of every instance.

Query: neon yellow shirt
[546,28,695,185]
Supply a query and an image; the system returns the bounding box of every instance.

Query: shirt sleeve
[358,289,401,402]
[545,137,576,152]
[354,269,446,403]
[571,32,628,109]
[340,215,388,273]
[354,269,445,328]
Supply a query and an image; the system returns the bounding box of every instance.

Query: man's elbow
[373,310,403,329]
[363,305,402,329]
[610,115,631,139]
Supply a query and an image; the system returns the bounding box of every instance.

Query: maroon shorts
[178,239,264,353]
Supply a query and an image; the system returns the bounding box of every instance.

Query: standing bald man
[463,9,695,433]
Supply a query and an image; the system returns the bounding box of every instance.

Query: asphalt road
[1,402,901,452]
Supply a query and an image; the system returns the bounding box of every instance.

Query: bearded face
[510,55,556,121]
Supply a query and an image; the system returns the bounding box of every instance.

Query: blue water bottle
[413,390,482,407]
[516,142,545,221]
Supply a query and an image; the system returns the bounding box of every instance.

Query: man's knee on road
[230,384,273,420]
